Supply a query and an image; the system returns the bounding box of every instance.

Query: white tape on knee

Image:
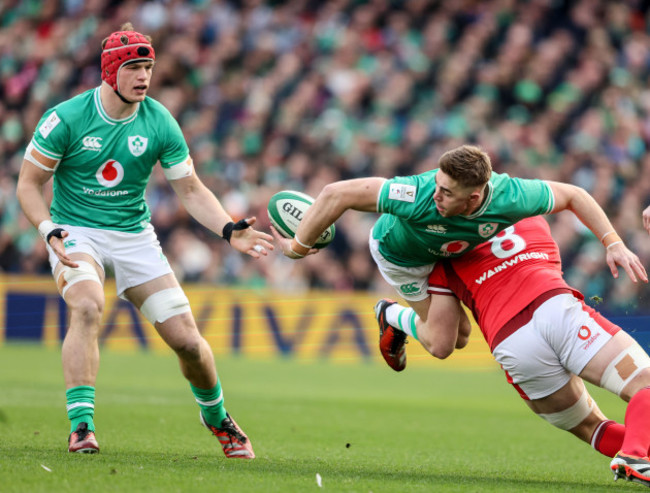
[139,287,190,325]
[600,343,650,396]
[537,389,594,431]
[58,261,102,297]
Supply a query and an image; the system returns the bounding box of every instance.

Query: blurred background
[2,0,650,316]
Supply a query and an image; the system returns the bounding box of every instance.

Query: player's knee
[432,347,453,359]
[600,342,650,398]
[172,338,203,362]
[70,296,104,326]
[139,287,190,325]
[536,388,594,431]
[418,331,455,359]
[425,339,453,359]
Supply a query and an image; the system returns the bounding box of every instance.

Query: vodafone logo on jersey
[578,324,601,351]
[438,240,470,256]
[96,160,124,188]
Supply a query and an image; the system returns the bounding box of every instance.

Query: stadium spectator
[2,0,650,313]
[374,216,650,486]
[15,22,272,457]
[272,144,646,326]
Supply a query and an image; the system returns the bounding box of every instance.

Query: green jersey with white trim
[373,169,554,267]
[31,87,189,232]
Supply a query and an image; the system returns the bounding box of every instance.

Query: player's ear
[467,188,482,204]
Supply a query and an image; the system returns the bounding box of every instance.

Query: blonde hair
[439,145,492,188]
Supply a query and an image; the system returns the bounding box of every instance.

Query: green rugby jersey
[30,87,190,232]
[373,169,554,267]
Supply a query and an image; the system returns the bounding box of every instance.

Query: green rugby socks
[66,385,96,433]
[385,304,420,341]
[191,380,227,427]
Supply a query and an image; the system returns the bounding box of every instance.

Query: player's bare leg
[125,275,254,459]
[525,376,612,444]
[56,253,105,453]
[579,331,650,485]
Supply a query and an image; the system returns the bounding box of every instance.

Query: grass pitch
[0,344,630,492]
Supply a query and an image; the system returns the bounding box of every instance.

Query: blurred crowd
[2,0,650,314]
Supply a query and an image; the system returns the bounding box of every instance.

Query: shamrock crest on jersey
[478,222,499,238]
[128,135,148,156]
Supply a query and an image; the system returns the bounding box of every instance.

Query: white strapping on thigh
[139,287,190,325]
[57,261,102,297]
[537,388,594,431]
[600,343,650,396]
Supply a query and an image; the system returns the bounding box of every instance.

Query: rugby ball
[267,190,335,249]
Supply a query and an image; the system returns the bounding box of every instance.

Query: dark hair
[438,145,492,188]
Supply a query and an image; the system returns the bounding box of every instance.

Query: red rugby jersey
[428,216,581,350]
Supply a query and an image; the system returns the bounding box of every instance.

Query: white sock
[385,304,419,340]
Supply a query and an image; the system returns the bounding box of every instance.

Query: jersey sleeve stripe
[31,139,63,159]
[164,154,191,167]
[545,182,555,213]
[427,285,455,296]
[377,180,387,212]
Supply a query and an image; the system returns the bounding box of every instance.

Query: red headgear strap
[101,30,155,92]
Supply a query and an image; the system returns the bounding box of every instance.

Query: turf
[0,344,631,492]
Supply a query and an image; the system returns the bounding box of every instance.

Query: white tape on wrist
[294,235,314,249]
[37,220,57,242]
[288,246,305,259]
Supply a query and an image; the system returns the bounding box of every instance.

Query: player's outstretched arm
[279,177,385,259]
[169,173,273,258]
[548,181,648,283]
[16,158,78,267]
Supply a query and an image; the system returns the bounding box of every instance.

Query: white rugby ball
[267,190,335,249]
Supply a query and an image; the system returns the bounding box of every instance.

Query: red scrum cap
[101,29,155,92]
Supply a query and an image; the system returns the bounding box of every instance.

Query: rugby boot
[68,422,99,453]
[200,412,255,459]
[611,452,650,487]
[375,298,407,372]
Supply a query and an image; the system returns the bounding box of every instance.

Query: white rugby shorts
[493,293,620,400]
[369,233,435,302]
[46,224,173,298]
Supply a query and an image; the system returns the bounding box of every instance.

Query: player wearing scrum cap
[16,23,272,458]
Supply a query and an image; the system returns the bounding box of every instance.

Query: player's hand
[270,226,318,259]
[229,217,274,258]
[643,205,650,234]
[48,230,79,268]
[606,243,648,283]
